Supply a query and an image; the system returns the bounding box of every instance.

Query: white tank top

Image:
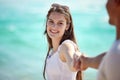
[45,40,77,80]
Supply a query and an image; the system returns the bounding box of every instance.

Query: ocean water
[0,0,115,80]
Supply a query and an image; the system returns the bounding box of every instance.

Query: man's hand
[73,54,89,71]
[80,55,89,70]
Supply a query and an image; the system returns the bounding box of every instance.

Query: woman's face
[106,0,120,25]
[47,12,69,40]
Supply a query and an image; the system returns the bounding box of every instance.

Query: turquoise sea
[0,0,116,80]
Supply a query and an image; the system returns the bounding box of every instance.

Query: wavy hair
[43,3,82,80]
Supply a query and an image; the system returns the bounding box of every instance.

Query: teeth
[51,30,57,33]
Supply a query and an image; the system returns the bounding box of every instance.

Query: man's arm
[87,52,106,69]
[74,52,106,70]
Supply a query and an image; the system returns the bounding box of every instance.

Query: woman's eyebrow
[48,18,64,22]
[58,20,64,22]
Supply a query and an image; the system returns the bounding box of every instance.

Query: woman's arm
[59,42,81,72]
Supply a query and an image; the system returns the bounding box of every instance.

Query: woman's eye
[60,23,63,24]
[58,23,63,25]
[48,20,54,25]
[49,21,53,23]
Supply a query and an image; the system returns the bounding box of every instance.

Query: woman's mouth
[50,30,59,34]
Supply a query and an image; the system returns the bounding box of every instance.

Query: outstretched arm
[74,52,106,71]
[59,42,82,72]
[85,52,106,69]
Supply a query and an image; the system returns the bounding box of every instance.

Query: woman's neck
[52,38,61,52]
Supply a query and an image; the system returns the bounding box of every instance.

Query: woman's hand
[73,53,81,71]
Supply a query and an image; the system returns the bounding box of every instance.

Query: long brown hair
[43,3,82,80]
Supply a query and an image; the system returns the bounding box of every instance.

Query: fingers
[73,53,89,71]
[73,54,81,71]
[80,55,88,71]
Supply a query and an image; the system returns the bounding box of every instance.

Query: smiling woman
[43,3,82,80]
[0,0,114,80]
[47,12,69,39]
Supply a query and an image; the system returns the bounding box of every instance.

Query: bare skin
[59,41,82,71]
[73,52,106,71]
[47,12,82,71]
[74,0,120,71]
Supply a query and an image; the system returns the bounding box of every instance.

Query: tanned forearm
[89,52,106,69]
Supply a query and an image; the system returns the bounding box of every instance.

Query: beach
[0,0,115,80]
